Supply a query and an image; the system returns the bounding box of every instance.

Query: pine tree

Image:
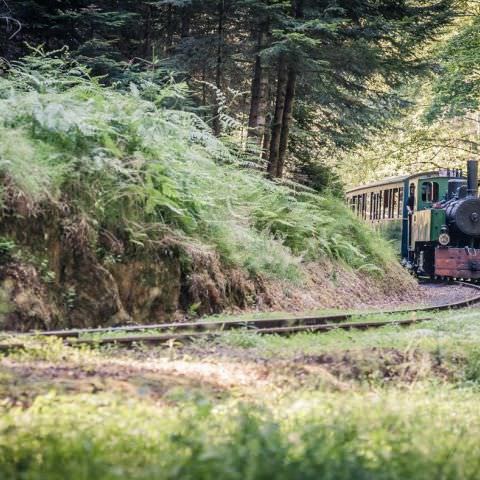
[1,0,455,184]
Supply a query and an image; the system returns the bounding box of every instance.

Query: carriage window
[383,190,391,218]
[421,182,440,203]
[392,189,399,219]
[398,187,404,217]
[421,182,432,202]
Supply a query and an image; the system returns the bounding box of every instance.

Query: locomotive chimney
[467,159,479,197]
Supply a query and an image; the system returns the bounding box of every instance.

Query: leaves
[427,16,480,121]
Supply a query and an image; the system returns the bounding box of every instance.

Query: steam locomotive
[346,160,480,280]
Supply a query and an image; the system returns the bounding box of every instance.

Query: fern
[0,51,396,280]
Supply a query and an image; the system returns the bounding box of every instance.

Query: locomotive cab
[404,170,463,262]
[409,160,480,279]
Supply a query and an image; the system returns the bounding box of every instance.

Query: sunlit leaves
[427,16,480,120]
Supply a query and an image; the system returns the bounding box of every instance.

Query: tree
[1,0,455,186]
[258,0,454,177]
[427,14,480,121]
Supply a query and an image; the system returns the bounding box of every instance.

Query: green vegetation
[211,309,480,358]
[2,388,480,480]
[0,52,394,280]
[2,2,480,477]
[3,309,480,478]
[339,4,480,186]
[2,0,454,185]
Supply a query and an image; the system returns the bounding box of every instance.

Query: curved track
[1,281,480,350]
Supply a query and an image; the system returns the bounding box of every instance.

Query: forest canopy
[0,0,459,190]
[336,2,480,185]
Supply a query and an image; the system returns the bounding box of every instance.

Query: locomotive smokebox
[446,198,480,236]
[467,159,478,197]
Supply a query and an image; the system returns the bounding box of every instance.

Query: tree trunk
[267,58,288,177]
[248,55,261,137]
[276,67,297,178]
[180,7,191,38]
[257,64,270,146]
[212,0,225,137]
[247,25,269,146]
[202,66,207,118]
[165,5,174,53]
[143,4,152,58]
[272,0,302,178]
[262,112,272,161]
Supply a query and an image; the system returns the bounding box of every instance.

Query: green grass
[5,310,427,343]
[199,305,428,323]
[209,308,480,357]
[3,309,480,478]
[0,51,475,479]
[2,387,480,479]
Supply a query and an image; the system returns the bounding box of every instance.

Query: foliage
[0,0,456,183]
[5,291,480,479]
[337,11,480,187]
[427,15,480,121]
[2,387,480,479]
[0,52,394,280]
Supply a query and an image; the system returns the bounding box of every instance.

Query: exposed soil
[0,186,472,331]
[0,356,271,407]
[296,348,453,383]
[0,345,456,408]
[246,264,477,314]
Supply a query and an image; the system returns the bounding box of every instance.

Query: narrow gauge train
[346,160,480,280]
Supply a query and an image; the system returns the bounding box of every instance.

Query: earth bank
[0,196,424,331]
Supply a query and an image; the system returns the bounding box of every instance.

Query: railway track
[1,281,480,351]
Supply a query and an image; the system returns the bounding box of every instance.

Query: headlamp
[438,232,450,246]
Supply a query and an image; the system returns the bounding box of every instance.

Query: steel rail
[0,316,434,351]
[0,281,479,351]
[10,281,480,340]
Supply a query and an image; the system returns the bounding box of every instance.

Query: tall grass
[1,388,480,479]
[0,49,395,280]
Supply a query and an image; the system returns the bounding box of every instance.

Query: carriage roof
[346,171,446,195]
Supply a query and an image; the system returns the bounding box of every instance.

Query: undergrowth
[2,389,480,479]
[4,311,480,478]
[0,49,395,280]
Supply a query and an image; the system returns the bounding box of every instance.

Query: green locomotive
[346,160,480,279]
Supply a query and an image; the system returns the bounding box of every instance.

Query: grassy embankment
[0,51,395,283]
[2,308,480,478]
